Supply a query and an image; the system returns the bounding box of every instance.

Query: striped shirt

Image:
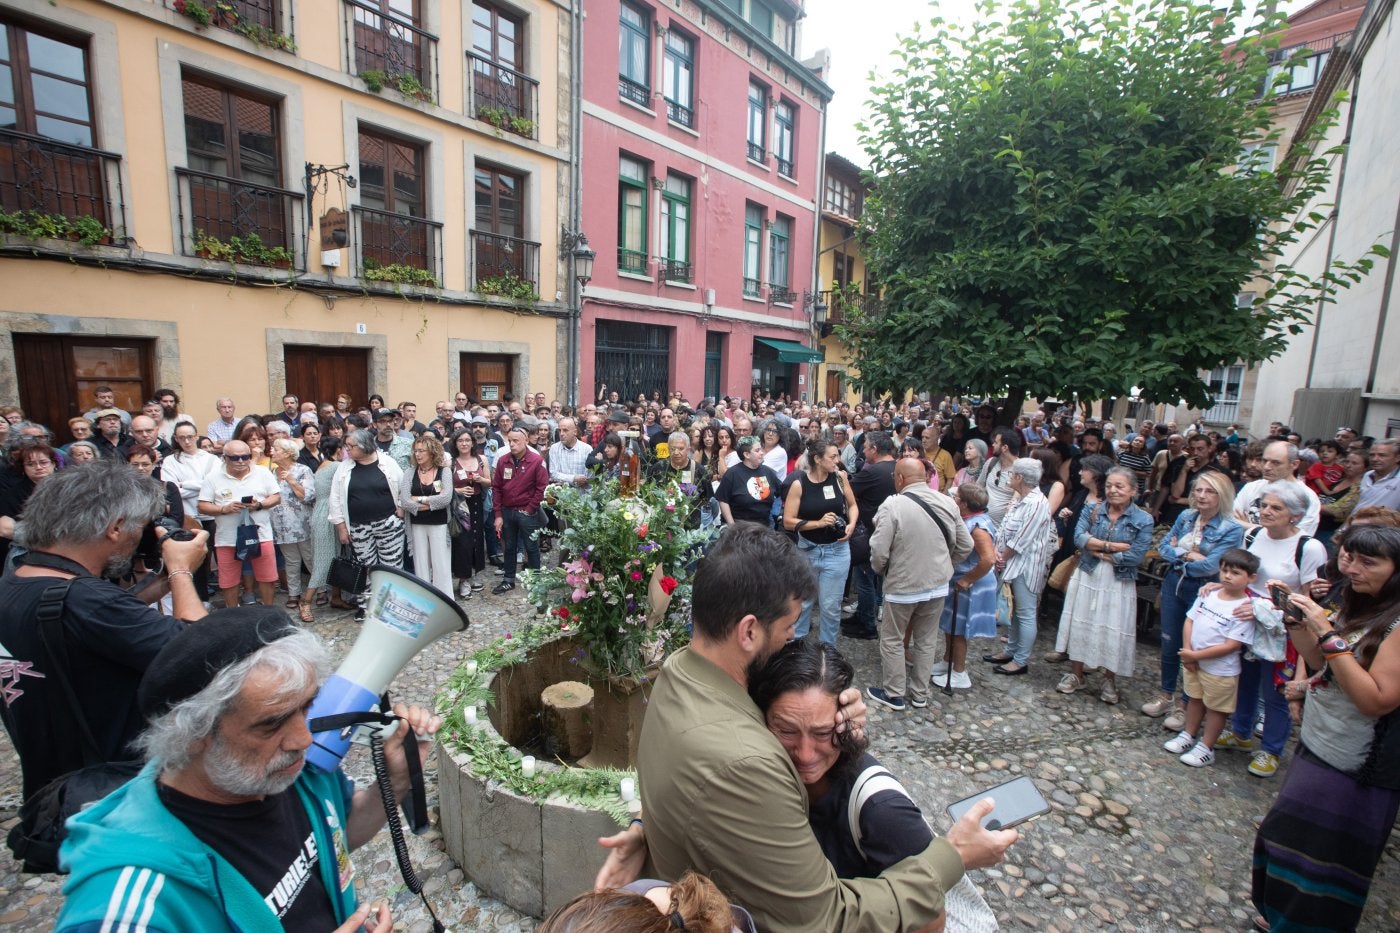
[206,418,237,444]
[995,487,1053,591]
[548,439,593,485]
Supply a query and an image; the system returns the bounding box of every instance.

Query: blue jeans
[1006,574,1039,667]
[484,488,501,557]
[794,540,850,644]
[1158,570,1205,695]
[500,508,542,583]
[1231,658,1290,756]
[854,561,883,635]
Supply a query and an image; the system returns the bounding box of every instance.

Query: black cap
[374,408,397,421]
[138,607,300,718]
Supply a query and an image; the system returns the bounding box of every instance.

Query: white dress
[1055,557,1138,677]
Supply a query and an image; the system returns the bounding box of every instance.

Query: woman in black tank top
[782,439,858,644]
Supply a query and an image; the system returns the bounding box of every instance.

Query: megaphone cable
[369,726,446,933]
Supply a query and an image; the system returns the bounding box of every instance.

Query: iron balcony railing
[1202,399,1240,425]
[352,205,443,285]
[1255,31,1350,99]
[776,155,794,177]
[344,0,438,99]
[743,276,762,297]
[768,284,796,305]
[176,167,303,265]
[747,142,765,163]
[618,248,649,275]
[466,51,539,139]
[470,230,540,291]
[666,99,693,128]
[0,129,126,243]
[660,258,691,283]
[166,0,277,32]
[618,75,650,108]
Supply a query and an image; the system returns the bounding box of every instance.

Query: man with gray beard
[0,462,208,805]
[56,608,440,932]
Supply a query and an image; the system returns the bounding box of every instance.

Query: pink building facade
[579,0,831,404]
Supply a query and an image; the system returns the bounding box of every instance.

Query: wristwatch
[1318,634,1349,656]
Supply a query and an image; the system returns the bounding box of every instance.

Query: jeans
[484,488,501,558]
[1158,570,1205,695]
[794,540,850,644]
[853,561,884,635]
[1006,574,1039,667]
[1231,657,1291,756]
[500,508,542,582]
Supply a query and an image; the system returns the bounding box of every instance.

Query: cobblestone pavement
[2,584,1399,931]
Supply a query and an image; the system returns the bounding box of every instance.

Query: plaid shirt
[548,439,593,485]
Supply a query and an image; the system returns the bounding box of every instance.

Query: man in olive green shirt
[638,523,1017,932]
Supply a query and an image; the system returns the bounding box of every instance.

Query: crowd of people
[1,387,1399,932]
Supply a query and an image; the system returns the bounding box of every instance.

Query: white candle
[464,706,477,725]
[521,755,536,778]
[620,777,636,802]
[466,660,478,676]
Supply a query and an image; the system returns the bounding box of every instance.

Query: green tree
[844,0,1385,410]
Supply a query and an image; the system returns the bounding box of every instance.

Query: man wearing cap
[56,607,439,933]
[371,408,413,472]
[91,408,132,460]
[0,463,208,811]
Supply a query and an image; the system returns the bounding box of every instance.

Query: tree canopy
[843,0,1383,408]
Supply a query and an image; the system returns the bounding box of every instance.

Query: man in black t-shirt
[0,463,208,804]
[57,608,440,933]
[716,436,780,526]
[845,432,897,641]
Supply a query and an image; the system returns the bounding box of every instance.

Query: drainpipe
[566,0,585,406]
[810,96,828,403]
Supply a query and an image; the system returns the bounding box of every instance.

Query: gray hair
[668,431,687,446]
[1105,466,1138,491]
[1373,438,1399,456]
[270,437,301,459]
[66,440,99,459]
[964,438,988,463]
[136,628,330,771]
[1260,480,1310,519]
[346,428,375,452]
[1009,457,1043,486]
[17,460,164,549]
[3,421,51,457]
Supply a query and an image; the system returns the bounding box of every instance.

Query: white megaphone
[306,566,469,773]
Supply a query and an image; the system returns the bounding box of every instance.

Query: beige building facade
[1,0,575,432]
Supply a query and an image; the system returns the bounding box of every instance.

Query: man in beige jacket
[868,460,973,711]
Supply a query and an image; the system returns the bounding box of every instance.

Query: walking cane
[943,587,960,696]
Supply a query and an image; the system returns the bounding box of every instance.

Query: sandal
[329,597,356,610]
[286,596,299,609]
[314,592,330,608]
[299,600,314,624]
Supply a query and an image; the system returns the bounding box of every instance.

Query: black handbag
[233,510,262,560]
[5,580,141,873]
[329,544,369,594]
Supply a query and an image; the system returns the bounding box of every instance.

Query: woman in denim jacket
[1054,467,1155,704]
[1140,471,1243,729]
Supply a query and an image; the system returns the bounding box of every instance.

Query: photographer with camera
[0,461,208,807]
[781,438,858,645]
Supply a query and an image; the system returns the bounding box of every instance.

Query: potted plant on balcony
[474,271,538,306]
[192,230,293,269]
[0,208,114,247]
[362,257,438,289]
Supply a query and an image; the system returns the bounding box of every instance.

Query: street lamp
[560,228,595,406]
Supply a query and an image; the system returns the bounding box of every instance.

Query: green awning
[755,337,822,363]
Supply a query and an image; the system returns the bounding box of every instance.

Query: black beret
[138,607,300,718]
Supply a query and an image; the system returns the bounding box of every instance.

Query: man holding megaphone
[55,607,442,933]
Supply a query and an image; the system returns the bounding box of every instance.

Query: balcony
[1202,399,1240,425]
[1255,32,1350,99]
[176,168,303,266]
[0,129,126,244]
[818,288,881,334]
[344,0,438,101]
[665,99,693,128]
[743,276,762,298]
[747,142,765,164]
[466,51,539,139]
[618,75,651,108]
[660,258,691,283]
[618,248,649,275]
[471,230,540,298]
[352,205,442,287]
[768,284,796,305]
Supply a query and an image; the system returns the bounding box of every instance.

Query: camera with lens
[829,514,847,536]
[153,515,197,542]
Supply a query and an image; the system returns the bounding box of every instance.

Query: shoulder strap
[35,580,107,766]
[846,765,909,859]
[1245,526,1260,548]
[1295,534,1312,569]
[901,491,955,554]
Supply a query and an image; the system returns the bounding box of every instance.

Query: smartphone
[946,776,1049,831]
[241,495,254,504]
[1270,583,1303,622]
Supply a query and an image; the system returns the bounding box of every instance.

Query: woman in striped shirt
[986,458,1055,676]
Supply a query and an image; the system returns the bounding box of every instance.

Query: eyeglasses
[224,454,251,461]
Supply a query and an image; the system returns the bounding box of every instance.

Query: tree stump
[541,681,595,760]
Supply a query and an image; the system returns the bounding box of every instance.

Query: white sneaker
[929,661,950,678]
[950,670,972,690]
[1163,731,1196,755]
[1163,708,1188,732]
[1180,743,1215,767]
[458,581,472,597]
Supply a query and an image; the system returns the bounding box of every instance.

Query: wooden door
[14,334,153,436]
[283,346,370,410]
[460,353,513,405]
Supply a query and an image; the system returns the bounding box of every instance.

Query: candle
[464,706,477,725]
[620,777,636,802]
[521,755,536,778]
[466,660,478,677]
